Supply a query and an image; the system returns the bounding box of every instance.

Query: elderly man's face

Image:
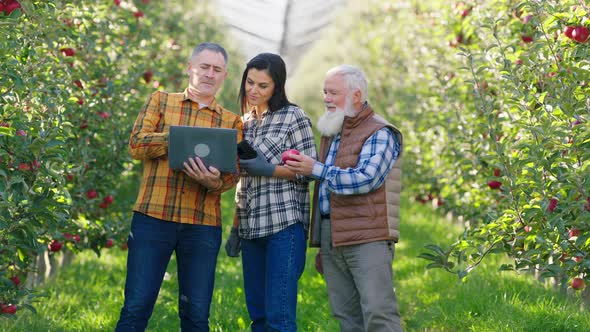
[323,73,348,113]
[317,73,357,137]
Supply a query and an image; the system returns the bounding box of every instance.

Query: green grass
[2,196,590,331]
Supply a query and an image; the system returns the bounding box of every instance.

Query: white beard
[316,96,356,137]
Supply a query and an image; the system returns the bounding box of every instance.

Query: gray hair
[191,42,228,65]
[326,65,368,102]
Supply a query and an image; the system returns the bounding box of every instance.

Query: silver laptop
[168,125,238,173]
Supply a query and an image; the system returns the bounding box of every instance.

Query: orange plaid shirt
[129,89,243,226]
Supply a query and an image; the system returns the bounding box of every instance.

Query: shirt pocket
[256,136,283,164]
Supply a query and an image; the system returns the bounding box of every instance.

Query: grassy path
[2,196,589,331]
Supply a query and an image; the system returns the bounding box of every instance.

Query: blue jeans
[241,222,306,332]
[115,212,221,332]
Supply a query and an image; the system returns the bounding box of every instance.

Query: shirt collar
[182,88,223,115]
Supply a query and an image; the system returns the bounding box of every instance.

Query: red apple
[99,201,109,209]
[60,47,75,57]
[524,225,532,232]
[103,195,114,204]
[574,256,583,263]
[568,228,581,238]
[73,234,81,243]
[572,26,589,43]
[48,239,63,252]
[521,35,534,43]
[487,180,502,190]
[105,239,114,248]
[73,79,84,89]
[17,163,31,171]
[9,276,20,286]
[86,189,98,199]
[77,98,84,105]
[564,26,575,38]
[134,11,144,18]
[547,198,558,212]
[3,0,21,15]
[97,111,109,119]
[143,70,153,83]
[281,149,300,163]
[1,304,17,315]
[114,0,121,5]
[66,173,75,181]
[571,277,585,290]
[15,129,26,136]
[63,232,73,241]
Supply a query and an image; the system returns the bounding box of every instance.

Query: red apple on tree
[143,70,153,83]
[564,26,575,39]
[86,189,98,199]
[571,277,585,290]
[73,79,84,89]
[103,195,114,204]
[547,198,558,212]
[105,239,114,248]
[281,149,300,163]
[487,180,502,190]
[1,304,17,315]
[9,276,20,287]
[60,47,75,57]
[568,228,581,239]
[48,239,63,252]
[17,163,31,171]
[572,26,589,43]
[3,0,21,15]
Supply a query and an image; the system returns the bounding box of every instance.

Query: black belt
[320,213,330,219]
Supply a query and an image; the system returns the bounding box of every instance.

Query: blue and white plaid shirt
[236,105,317,239]
[312,128,400,216]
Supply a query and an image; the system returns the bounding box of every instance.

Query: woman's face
[245,68,275,111]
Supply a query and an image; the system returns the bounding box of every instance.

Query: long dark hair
[238,53,295,115]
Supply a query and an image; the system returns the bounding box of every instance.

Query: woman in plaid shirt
[234,53,317,332]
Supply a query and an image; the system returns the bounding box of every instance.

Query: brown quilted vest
[309,103,403,247]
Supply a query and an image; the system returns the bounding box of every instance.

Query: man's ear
[353,89,362,104]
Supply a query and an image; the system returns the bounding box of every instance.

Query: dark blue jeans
[115,212,221,332]
[241,223,306,332]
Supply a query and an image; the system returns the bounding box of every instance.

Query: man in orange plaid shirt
[115,42,243,332]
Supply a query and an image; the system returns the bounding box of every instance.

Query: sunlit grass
[1,195,589,331]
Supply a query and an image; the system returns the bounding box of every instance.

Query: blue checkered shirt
[236,105,317,239]
[312,128,400,216]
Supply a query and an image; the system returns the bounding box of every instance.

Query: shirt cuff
[311,161,329,180]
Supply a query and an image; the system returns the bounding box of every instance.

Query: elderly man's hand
[284,153,315,176]
[183,157,222,189]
